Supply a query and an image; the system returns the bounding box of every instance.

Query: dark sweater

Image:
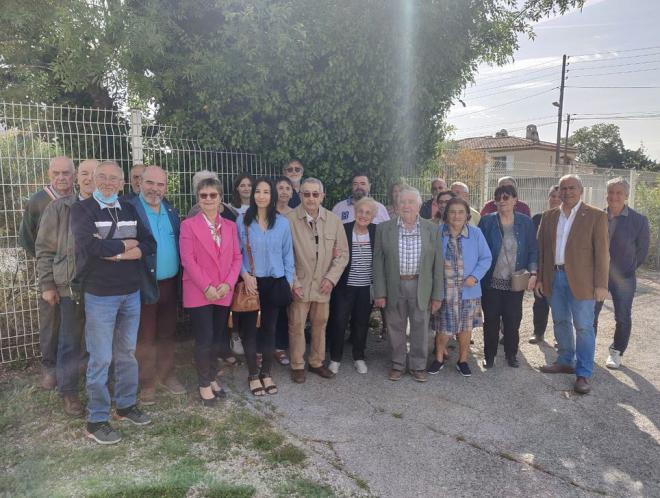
[608,206,650,279]
[70,197,156,296]
[19,188,58,257]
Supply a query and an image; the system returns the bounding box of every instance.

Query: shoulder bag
[231,225,261,312]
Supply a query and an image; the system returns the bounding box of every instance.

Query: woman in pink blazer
[180,177,242,406]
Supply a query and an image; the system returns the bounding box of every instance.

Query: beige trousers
[288,300,330,370]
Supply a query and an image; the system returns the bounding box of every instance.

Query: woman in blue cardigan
[428,197,492,377]
[478,184,538,369]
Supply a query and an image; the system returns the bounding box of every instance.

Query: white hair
[498,176,517,187]
[49,156,75,171]
[301,177,324,193]
[559,174,583,190]
[450,181,469,193]
[606,176,630,195]
[192,170,218,192]
[398,186,422,206]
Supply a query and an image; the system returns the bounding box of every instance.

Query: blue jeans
[84,290,140,423]
[593,275,636,354]
[56,297,85,396]
[550,271,596,378]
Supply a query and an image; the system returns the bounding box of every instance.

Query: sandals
[199,386,217,407]
[249,377,266,397]
[259,374,278,395]
[210,380,227,399]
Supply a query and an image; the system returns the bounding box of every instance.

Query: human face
[431,179,447,196]
[276,181,292,205]
[76,160,97,198]
[436,194,453,217]
[559,178,583,209]
[238,178,252,203]
[284,161,304,184]
[446,203,468,231]
[391,185,402,205]
[198,186,221,214]
[607,184,628,213]
[398,191,421,222]
[355,203,376,229]
[48,157,75,195]
[450,185,469,202]
[254,181,272,209]
[548,189,561,209]
[351,176,370,200]
[141,167,167,208]
[495,191,516,215]
[301,182,324,215]
[130,165,145,194]
[94,164,124,198]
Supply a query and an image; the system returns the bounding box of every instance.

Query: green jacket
[19,188,57,257]
[35,195,78,297]
[373,217,444,311]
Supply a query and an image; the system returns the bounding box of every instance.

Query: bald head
[48,156,75,196]
[77,159,100,198]
[141,165,168,209]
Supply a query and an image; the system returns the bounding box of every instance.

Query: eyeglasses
[495,194,513,202]
[96,174,122,183]
[199,192,219,200]
[286,166,302,173]
[302,191,321,198]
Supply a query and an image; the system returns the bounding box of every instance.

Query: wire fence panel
[0,102,272,364]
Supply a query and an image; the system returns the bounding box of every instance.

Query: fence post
[130,109,143,165]
[628,168,636,209]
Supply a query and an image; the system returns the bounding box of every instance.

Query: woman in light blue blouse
[237,177,294,396]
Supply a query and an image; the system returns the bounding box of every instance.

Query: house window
[493,155,507,173]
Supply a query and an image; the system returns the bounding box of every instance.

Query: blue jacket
[478,212,538,289]
[608,206,650,280]
[439,224,492,300]
[127,196,181,304]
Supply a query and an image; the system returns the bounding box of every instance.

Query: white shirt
[555,200,582,265]
[332,197,390,225]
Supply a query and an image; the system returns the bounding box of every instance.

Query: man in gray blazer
[373,186,444,382]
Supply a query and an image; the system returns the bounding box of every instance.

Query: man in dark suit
[536,174,609,394]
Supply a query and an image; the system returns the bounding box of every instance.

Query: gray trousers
[38,297,60,373]
[385,279,429,371]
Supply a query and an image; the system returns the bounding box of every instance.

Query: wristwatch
[116,253,122,262]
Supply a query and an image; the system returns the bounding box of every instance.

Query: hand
[594,286,608,302]
[216,283,231,299]
[319,278,334,295]
[429,299,442,314]
[122,239,139,250]
[534,281,544,298]
[374,298,386,308]
[204,286,220,302]
[292,287,304,300]
[332,244,340,259]
[463,276,477,287]
[527,275,537,292]
[242,273,258,295]
[42,289,60,306]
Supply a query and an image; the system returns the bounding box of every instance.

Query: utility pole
[563,114,571,165]
[555,54,567,165]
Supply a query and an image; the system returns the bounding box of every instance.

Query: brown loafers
[388,369,403,381]
[308,365,335,379]
[539,363,575,374]
[574,376,591,395]
[63,394,84,417]
[291,369,306,384]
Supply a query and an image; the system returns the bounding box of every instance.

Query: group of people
[21,156,649,445]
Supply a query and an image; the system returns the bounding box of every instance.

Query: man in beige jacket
[286,178,349,383]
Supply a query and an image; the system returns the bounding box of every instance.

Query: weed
[276,479,335,498]
[205,481,256,497]
[268,444,306,466]
[391,412,403,419]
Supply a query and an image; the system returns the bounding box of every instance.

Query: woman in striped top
[327,197,378,375]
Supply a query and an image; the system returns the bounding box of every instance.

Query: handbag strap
[246,225,256,275]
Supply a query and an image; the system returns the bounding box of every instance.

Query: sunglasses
[302,191,321,198]
[286,166,302,173]
[199,192,219,200]
[495,194,513,201]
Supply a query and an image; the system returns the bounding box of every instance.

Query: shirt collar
[560,200,581,218]
[397,215,420,229]
[139,193,163,215]
[606,205,629,217]
[442,223,469,238]
[93,197,122,210]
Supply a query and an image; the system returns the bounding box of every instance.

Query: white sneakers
[231,333,244,356]
[328,361,340,374]
[354,360,368,374]
[606,347,622,369]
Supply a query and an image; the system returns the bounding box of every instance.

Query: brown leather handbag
[231,225,260,313]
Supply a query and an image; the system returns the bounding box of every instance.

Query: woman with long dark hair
[236,177,294,396]
[231,173,254,215]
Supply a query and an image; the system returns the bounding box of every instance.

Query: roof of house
[457,135,577,153]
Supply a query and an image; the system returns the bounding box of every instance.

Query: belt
[553,264,565,271]
[400,274,419,280]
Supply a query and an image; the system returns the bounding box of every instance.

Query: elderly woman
[478,184,538,369]
[432,190,456,225]
[231,172,253,215]
[385,180,404,218]
[180,177,242,406]
[328,197,378,375]
[237,177,294,396]
[188,170,236,221]
[428,198,492,377]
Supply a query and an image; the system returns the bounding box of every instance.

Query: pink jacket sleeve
[180,220,212,292]
[224,222,242,291]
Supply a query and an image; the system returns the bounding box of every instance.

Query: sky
[447,0,660,161]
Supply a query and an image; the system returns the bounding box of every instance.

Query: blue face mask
[93,188,118,205]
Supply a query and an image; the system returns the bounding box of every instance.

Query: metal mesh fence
[0,102,273,363]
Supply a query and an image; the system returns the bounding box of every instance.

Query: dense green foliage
[1,0,584,199]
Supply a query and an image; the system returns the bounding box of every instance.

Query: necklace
[106,206,120,227]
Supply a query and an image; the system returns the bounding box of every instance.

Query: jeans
[38,297,60,374]
[329,285,372,362]
[482,288,524,361]
[241,277,279,378]
[57,296,85,396]
[533,294,550,337]
[84,290,141,423]
[593,275,636,354]
[188,304,230,387]
[549,271,596,378]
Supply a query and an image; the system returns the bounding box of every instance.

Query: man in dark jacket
[419,178,447,219]
[594,177,649,369]
[19,156,75,389]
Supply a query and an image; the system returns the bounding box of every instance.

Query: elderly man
[481,176,531,217]
[19,156,75,389]
[420,178,447,219]
[373,186,444,382]
[125,163,146,198]
[283,159,304,208]
[286,178,349,383]
[536,174,609,395]
[126,165,184,404]
[71,160,156,444]
[35,159,98,416]
[593,177,649,369]
[332,172,390,224]
[450,182,481,226]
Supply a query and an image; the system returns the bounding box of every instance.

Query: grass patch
[267,444,306,466]
[354,476,370,490]
[391,412,403,419]
[277,478,335,498]
[205,482,256,497]
[149,413,209,436]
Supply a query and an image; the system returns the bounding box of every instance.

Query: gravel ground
[236,270,660,498]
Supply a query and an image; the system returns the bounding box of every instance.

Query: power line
[452,88,558,118]
[569,58,660,72]
[464,72,557,96]
[570,51,660,65]
[569,67,660,78]
[570,45,660,57]
[454,121,556,139]
[450,115,556,134]
[467,65,559,90]
[471,59,559,81]
[566,85,660,89]
[464,81,555,100]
